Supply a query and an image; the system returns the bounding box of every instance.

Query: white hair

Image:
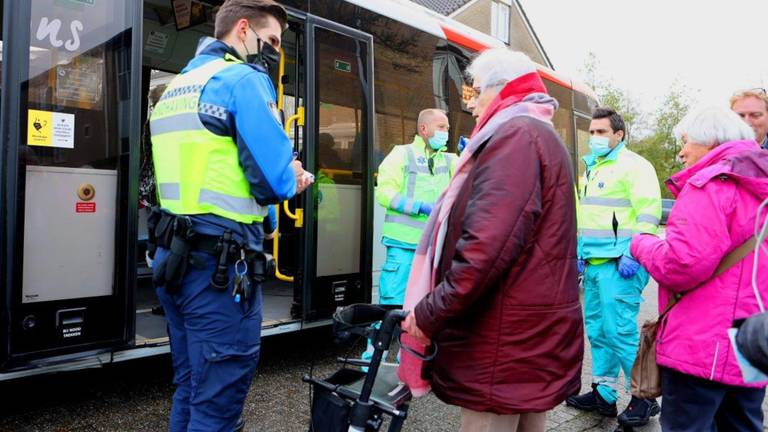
[466,48,536,92]
[673,105,755,146]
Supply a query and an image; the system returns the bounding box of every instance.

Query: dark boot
[617,396,660,427]
[565,383,618,417]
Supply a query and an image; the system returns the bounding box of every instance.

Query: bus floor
[135,277,296,345]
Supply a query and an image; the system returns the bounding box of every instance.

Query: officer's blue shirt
[174,37,296,250]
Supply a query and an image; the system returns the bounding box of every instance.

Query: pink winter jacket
[631,140,768,387]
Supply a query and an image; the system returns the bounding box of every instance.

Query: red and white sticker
[75,202,96,213]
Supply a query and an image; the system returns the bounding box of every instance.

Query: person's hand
[402,311,429,343]
[577,259,585,275]
[291,160,313,194]
[618,254,641,279]
[418,202,433,216]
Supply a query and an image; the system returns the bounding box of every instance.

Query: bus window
[280,24,303,155]
[575,114,591,178]
[543,79,576,161]
[368,19,440,167]
[574,90,598,116]
[314,27,366,282]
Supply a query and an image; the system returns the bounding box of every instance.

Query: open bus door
[1,0,142,370]
[299,16,375,322]
[261,12,375,325]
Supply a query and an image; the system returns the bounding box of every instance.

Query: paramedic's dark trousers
[155,247,262,432]
[660,366,764,432]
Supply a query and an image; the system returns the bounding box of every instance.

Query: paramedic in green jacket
[362,109,457,361]
[566,107,662,428]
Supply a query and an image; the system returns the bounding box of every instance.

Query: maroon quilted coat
[413,116,584,414]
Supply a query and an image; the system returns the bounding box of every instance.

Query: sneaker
[617,396,660,427]
[565,383,618,417]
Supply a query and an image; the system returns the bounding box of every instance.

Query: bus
[0,0,597,380]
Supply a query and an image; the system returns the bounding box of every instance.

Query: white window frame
[491,0,511,44]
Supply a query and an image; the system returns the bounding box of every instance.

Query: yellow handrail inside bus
[271,212,293,282]
[277,48,285,111]
[282,106,305,229]
[272,48,293,283]
[284,106,305,132]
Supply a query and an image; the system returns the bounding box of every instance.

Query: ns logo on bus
[35,16,83,52]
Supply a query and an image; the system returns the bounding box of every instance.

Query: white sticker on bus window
[27,109,75,148]
[146,31,170,54]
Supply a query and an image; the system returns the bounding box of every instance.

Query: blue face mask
[428,130,449,150]
[589,136,612,156]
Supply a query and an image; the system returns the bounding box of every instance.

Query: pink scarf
[397,73,558,396]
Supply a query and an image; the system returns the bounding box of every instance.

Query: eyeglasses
[468,80,509,100]
[751,87,767,95]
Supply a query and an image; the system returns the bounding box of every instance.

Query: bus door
[301,17,374,321]
[1,0,141,369]
[262,14,310,327]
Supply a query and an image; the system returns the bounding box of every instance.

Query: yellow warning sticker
[28,109,52,146]
[27,109,75,148]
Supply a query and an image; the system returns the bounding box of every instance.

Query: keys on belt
[232,249,251,303]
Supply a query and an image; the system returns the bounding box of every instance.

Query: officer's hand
[292,160,313,194]
[291,159,304,179]
[617,254,641,279]
[296,172,313,194]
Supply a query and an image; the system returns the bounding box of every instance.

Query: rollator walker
[303,304,435,432]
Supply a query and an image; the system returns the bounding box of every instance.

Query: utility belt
[147,209,266,299]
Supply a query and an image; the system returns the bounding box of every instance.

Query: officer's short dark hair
[592,107,626,140]
[214,0,288,39]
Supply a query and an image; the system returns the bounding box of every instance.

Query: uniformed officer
[362,109,457,361]
[566,107,662,428]
[149,1,312,431]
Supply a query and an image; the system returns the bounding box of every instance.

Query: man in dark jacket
[401,48,583,431]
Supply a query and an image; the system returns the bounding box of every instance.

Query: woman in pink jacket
[631,105,768,431]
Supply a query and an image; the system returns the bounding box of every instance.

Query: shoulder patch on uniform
[268,101,281,124]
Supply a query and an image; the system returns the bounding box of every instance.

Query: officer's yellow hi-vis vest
[577,142,661,260]
[150,57,267,224]
[376,136,457,245]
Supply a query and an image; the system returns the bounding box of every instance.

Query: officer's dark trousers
[155,247,262,432]
[660,366,764,432]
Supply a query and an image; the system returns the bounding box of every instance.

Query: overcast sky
[518,0,768,112]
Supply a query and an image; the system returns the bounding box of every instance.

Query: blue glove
[618,254,641,279]
[457,135,468,155]
[418,202,433,216]
[577,259,585,274]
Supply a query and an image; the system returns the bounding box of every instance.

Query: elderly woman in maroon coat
[400,48,584,431]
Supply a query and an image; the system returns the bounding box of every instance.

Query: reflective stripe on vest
[385,213,427,230]
[151,58,267,223]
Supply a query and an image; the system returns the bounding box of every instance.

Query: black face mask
[245,33,280,73]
